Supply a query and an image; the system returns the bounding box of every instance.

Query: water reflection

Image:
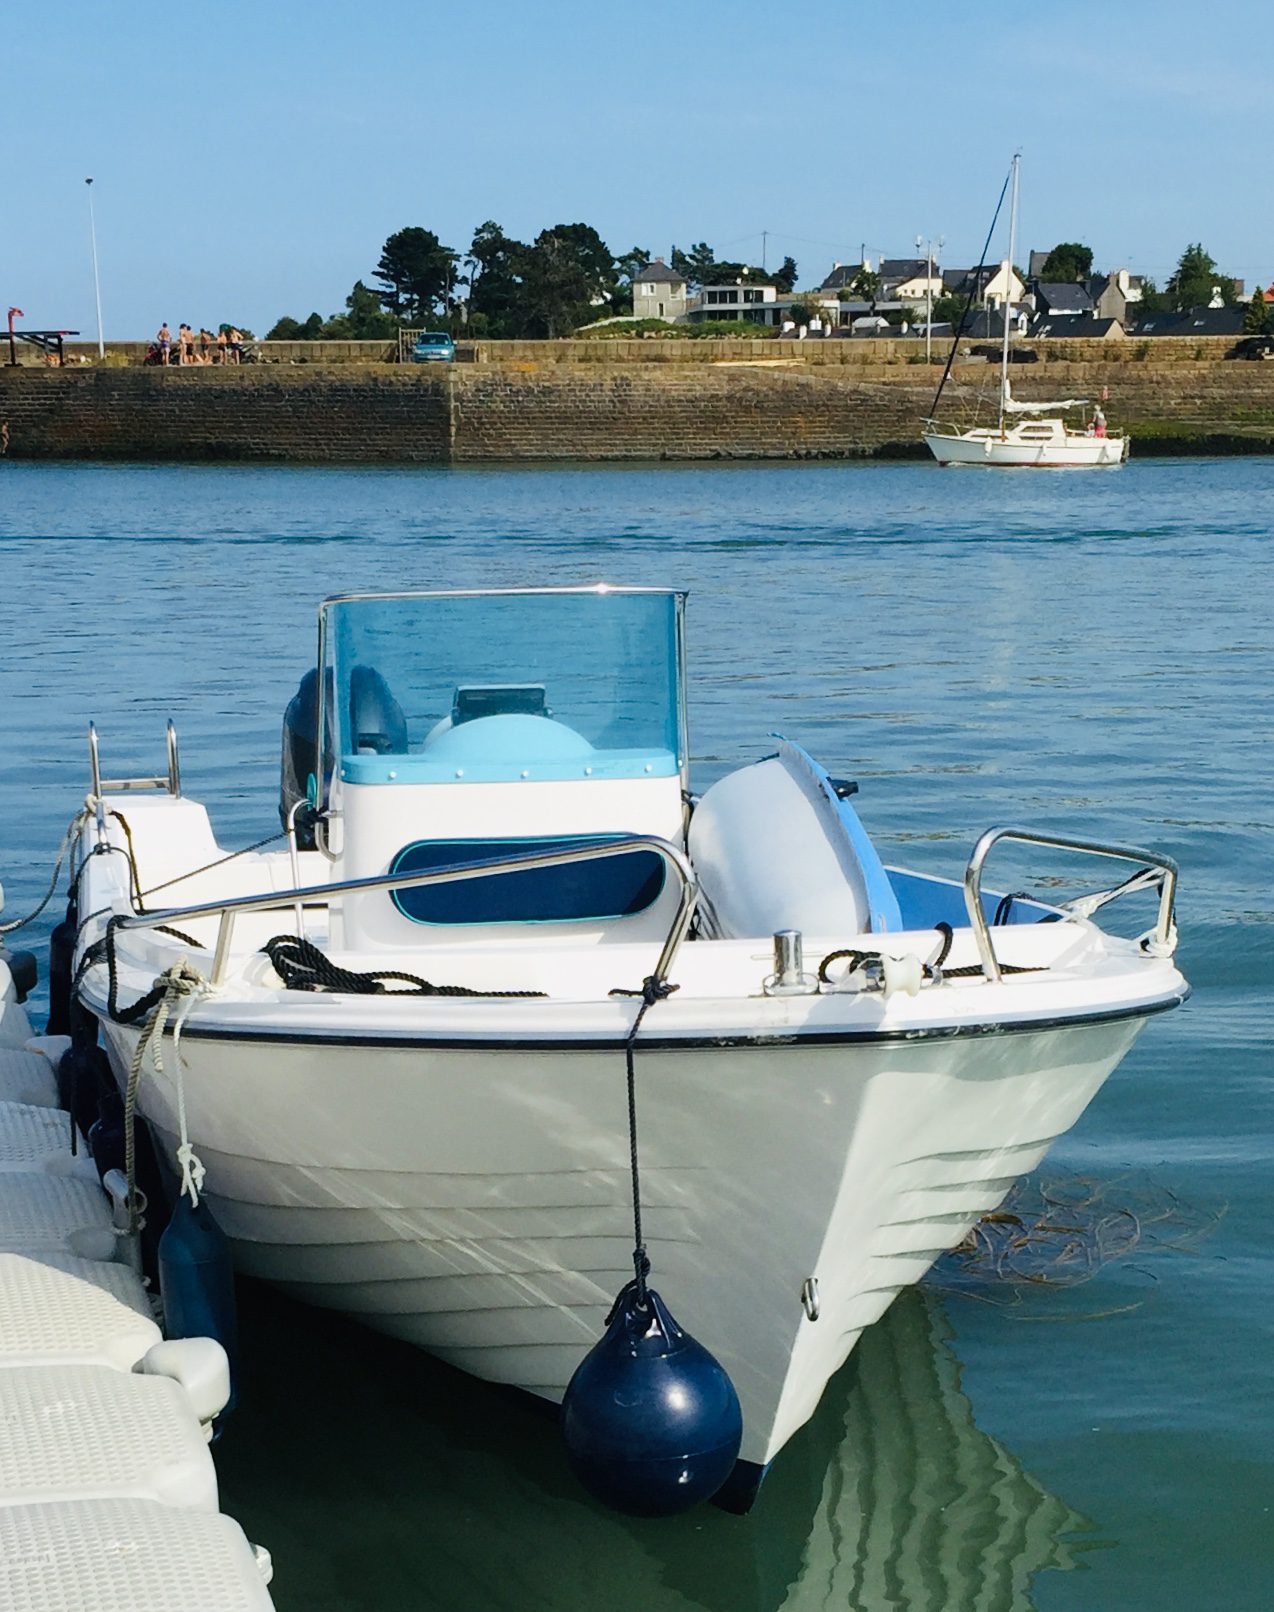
[217,1284,1091,1612]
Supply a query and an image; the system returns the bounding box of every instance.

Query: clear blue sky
[4,0,1268,338]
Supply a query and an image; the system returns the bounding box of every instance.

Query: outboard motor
[281,666,407,848]
[348,665,408,755]
[279,669,331,849]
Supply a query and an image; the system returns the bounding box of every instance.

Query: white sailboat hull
[98,1004,1152,1471]
[924,425,1129,468]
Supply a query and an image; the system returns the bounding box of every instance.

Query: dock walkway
[0,983,276,1609]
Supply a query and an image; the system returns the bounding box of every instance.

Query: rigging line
[929,161,1014,420]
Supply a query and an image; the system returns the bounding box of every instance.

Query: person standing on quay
[157,322,171,365]
[216,327,228,364]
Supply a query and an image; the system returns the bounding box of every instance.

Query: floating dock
[0,948,276,1610]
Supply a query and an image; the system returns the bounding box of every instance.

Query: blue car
[411,332,455,363]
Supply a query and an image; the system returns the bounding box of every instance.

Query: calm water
[1,458,1270,1611]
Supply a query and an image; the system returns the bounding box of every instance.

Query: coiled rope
[262,933,546,998]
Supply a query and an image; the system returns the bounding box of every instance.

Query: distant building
[631,258,687,321]
[689,281,781,325]
[1088,269,1142,326]
[1031,282,1094,317]
[1032,313,1125,340]
[961,307,1031,340]
[1132,306,1247,337]
[819,256,942,304]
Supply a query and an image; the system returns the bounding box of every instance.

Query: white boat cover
[1001,379,1089,414]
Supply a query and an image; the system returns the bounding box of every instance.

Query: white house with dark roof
[631,258,687,321]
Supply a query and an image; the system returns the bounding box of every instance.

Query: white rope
[126,960,215,1218]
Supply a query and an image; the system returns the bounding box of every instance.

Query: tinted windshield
[321,588,685,785]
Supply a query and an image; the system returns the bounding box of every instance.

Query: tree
[848,266,882,303]
[1166,243,1236,311]
[671,242,717,290]
[709,261,768,286]
[772,255,799,294]
[1039,242,1093,283]
[344,279,399,339]
[465,220,523,336]
[543,222,617,304]
[1244,290,1270,334]
[930,292,973,329]
[374,227,458,322]
[514,228,599,338]
[1134,277,1170,316]
[265,315,305,340]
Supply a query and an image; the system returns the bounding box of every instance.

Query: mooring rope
[607,974,679,1309]
[0,808,92,935]
[123,960,214,1233]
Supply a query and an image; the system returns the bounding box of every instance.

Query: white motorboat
[68,585,1185,1506]
[923,155,1129,468]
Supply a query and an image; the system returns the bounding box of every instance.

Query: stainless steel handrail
[110,835,698,989]
[964,826,1179,984]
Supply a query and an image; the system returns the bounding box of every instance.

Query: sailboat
[923,156,1130,468]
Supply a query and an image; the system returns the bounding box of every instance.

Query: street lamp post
[916,234,944,363]
[85,178,104,358]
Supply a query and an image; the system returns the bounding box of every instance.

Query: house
[1087,268,1142,325]
[982,262,1027,309]
[1132,306,1248,338]
[819,256,942,304]
[942,263,1025,306]
[961,307,1031,340]
[631,258,687,321]
[688,280,781,326]
[819,263,864,292]
[1032,314,1125,341]
[1031,282,1094,317]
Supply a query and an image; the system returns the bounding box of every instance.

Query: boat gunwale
[81,985,1189,1051]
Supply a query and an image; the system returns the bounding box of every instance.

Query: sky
[4,0,1270,339]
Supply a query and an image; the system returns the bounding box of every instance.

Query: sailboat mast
[999,153,1020,426]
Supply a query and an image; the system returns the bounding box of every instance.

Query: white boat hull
[99,1008,1150,1471]
[924,425,1128,468]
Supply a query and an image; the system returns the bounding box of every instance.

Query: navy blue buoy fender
[87,1087,126,1182]
[158,1195,238,1416]
[45,910,76,1037]
[561,1283,743,1517]
[57,1043,110,1144]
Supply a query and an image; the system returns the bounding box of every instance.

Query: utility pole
[85,178,104,358]
[762,230,768,272]
[916,233,944,363]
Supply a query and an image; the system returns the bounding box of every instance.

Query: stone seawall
[3,360,1274,464]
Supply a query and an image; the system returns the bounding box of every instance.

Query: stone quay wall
[3,351,1274,465]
